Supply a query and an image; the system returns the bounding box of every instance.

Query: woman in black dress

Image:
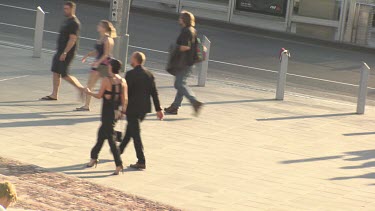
[85,59,127,175]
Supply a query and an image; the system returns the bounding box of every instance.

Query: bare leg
[63,75,84,90]
[50,72,61,99]
[83,71,100,108]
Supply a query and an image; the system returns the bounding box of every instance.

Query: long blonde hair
[100,20,117,38]
[0,181,17,203]
[180,11,195,27]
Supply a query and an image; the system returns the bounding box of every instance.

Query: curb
[79,0,375,54]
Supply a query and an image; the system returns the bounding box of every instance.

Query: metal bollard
[356,62,371,114]
[198,35,211,87]
[33,6,45,58]
[275,49,290,100]
[117,34,130,72]
[176,0,182,13]
[110,0,130,72]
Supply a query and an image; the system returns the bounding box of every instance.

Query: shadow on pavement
[65,170,115,175]
[257,112,356,121]
[330,173,375,181]
[0,100,44,104]
[343,132,375,136]
[0,112,97,120]
[281,155,344,164]
[280,149,375,183]
[77,167,142,179]
[203,99,275,105]
[180,98,275,106]
[46,159,113,175]
[45,160,110,172]
[0,117,99,128]
[0,99,77,107]
[146,118,193,122]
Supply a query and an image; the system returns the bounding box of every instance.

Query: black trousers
[120,114,146,164]
[91,122,123,167]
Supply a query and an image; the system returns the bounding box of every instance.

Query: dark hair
[180,11,195,27]
[64,1,76,9]
[110,59,122,74]
[133,52,146,65]
[100,20,117,38]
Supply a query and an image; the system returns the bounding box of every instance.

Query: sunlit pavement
[2,45,375,210]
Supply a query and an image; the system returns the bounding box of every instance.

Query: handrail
[0,3,49,13]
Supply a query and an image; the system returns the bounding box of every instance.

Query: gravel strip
[0,157,181,211]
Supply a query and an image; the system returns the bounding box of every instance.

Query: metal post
[227,0,235,22]
[198,36,211,87]
[356,62,370,114]
[33,6,45,58]
[338,0,349,42]
[179,0,183,13]
[176,0,181,13]
[276,49,290,100]
[110,0,130,72]
[285,0,294,32]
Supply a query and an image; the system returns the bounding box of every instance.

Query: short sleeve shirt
[176,27,196,66]
[57,16,80,53]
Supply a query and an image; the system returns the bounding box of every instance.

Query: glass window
[188,0,229,6]
[235,0,288,17]
[293,0,343,21]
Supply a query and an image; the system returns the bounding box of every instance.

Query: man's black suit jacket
[125,65,162,116]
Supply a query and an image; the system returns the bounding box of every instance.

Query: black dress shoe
[164,106,178,115]
[192,101,203,116]
[130,163,146,169]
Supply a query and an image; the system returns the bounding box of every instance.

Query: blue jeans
[172,66,197,107]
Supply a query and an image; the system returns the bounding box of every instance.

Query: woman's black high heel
[112,165,124,175]
[86,159,99,168]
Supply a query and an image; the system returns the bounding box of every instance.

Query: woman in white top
[0,181,17,210]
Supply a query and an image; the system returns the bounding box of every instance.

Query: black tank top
[95,42,105,60]
[101,79,122,123]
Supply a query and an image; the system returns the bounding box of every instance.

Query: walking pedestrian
[0,181,17,211]
[119,52,164,170]
[164,11,203,116]
[85,59,127,175]
[76,20,116,111]
[40,1,84,101]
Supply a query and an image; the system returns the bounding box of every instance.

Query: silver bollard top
[279,48,290,62]
[362,62,370,70]
[37,6,45,14]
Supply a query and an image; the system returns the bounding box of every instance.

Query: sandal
[40,96,57,101]
[75,106,90,111]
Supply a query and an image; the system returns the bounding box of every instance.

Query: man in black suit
[120,52,164,169]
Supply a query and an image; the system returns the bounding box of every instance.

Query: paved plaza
[2,44,375,210]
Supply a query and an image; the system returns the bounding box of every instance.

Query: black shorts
[51,52,75,77]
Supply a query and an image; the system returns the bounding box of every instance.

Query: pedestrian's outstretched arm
[87,78,107,99]
[179,45,191,52]
[83,50,98,59]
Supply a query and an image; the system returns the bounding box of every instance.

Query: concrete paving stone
[4,47,375,210]
[182,183,221,195]
[179,204,216,211]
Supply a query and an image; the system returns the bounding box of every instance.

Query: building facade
[132,0,375,47]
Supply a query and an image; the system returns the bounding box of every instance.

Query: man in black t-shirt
[164,11,203,116]
[40,1,84,101]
